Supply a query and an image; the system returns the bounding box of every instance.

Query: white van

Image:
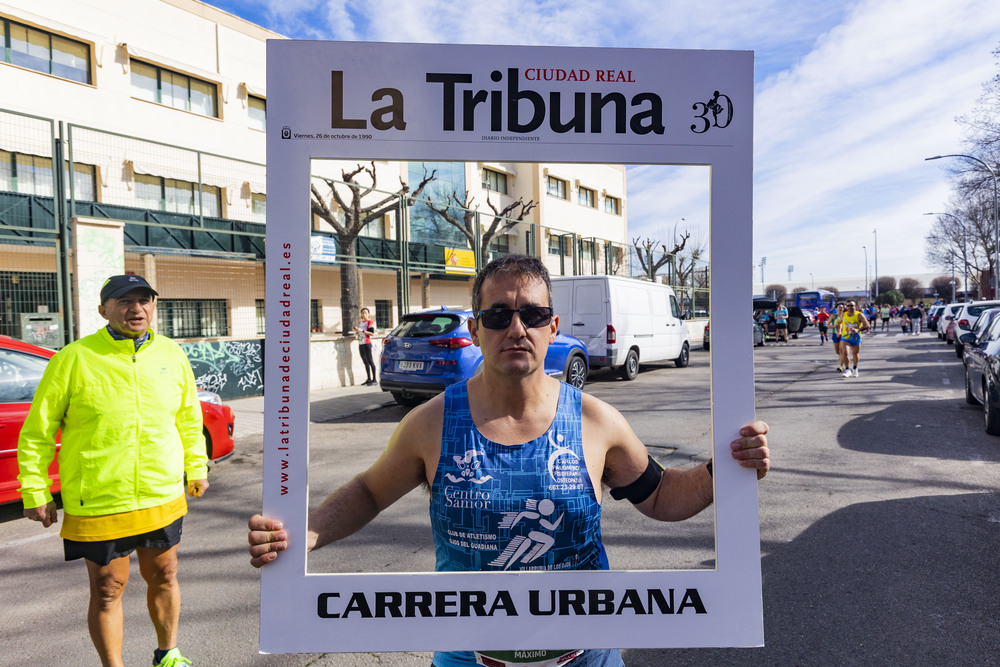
[550,275,690,380]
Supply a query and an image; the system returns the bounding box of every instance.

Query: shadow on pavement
[624,492,1000,666]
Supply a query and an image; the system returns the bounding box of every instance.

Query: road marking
[0,532,58,549]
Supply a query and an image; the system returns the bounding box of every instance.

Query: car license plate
[398,361,424,371]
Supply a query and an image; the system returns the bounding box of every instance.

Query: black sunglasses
[476,306,554,330]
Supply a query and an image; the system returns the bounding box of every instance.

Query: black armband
[610,455,664,504]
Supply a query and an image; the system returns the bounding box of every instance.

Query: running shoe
[153,648,193,667]
[852,368,859,377]
[843,369,852,378]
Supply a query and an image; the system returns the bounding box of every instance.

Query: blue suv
[379,307,589,407]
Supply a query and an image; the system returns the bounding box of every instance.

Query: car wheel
[703,340,710,351]
[564,355,588,389]
[620,349,639,381]
[986,382,1000,436]
[391,390,424,408]
[674,341,690,368]
[956,343,964,359]
[966,371,978,406]
[203,427,213,460]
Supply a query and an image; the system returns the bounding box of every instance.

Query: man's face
[468,273,558,379]
[98,289,155,337]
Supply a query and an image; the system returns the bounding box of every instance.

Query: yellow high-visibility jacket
[17,327,207,515]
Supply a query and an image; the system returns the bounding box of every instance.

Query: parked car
[705,320,765,350]
[0,335,235,505]
[379,307,590,407]
[753,298,807,339]
[956,307,1000,360]
[960,313,1000,435]
[926,305,944,332]
[937,303,963,341]
[952,301,1000,345]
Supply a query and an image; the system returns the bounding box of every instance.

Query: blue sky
[212,0,1000,285]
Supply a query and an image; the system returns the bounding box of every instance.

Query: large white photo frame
[262,40,759,653]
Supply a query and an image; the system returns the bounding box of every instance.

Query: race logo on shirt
[444,449,494,484]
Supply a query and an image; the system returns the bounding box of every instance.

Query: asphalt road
[1,327,998,666]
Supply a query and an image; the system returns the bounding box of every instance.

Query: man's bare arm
[587,395,769,522]
[248,396,443,568]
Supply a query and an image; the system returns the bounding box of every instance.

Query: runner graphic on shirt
[488,498,564,570]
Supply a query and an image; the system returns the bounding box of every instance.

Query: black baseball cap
[100,274,158,302]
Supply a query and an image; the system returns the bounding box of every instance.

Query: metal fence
[0,106,710,350]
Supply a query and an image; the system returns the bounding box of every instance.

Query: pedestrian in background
[17,274,207,667]
[354,307,377,386]
[816,306,830,345]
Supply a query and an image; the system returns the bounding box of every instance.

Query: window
[2,18,91,83]
[374,300,392,329]
[578,186,596,208]
[605,195,621,215]
[361,213,387,239]
[0,151,96,200]
[158,299,228,338]
[580,239,594,260]
[310,299,321,332]
[256,299,265,335]
[482,168,507,194]
[490,233,510,255]
[546,176,567,199]
[0,347,50,402]
[548,234,566,256]
[130,59,218,118]
[251,193,266,223]
[134,174,220,217]
[248,96,266,131]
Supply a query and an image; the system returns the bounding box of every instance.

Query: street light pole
[873,229,878,302]
[863,245,868,304]
[926,154,999,297]
[925,212,970,299]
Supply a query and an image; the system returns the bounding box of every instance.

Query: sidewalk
[226,383,396,439]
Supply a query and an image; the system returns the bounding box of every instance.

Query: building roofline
[161,0,287,41]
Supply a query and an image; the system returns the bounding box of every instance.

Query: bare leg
[86,556,131,667]
[138,545,181,651]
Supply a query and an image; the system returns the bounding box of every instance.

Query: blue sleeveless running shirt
[430,380,608,573]
[430,381,621,667]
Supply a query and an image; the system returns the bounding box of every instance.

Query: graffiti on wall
[182,339,264,400]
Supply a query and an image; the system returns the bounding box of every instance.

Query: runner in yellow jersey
[838,301,871,377]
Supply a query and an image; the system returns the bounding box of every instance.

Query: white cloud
[229,0,1000,281]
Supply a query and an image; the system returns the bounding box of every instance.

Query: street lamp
[926,154,999,297]
[810,272,814,289]
[760,256,767,294]
[873,229,878,302]
[863,245,868,304]
[924,212,969,299]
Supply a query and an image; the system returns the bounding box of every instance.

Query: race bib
[474,649,584,667]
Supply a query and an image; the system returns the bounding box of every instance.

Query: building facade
[0,0,647,393]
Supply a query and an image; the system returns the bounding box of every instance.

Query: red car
[0,335,235,505]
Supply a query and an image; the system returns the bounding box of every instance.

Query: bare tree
[930,275,957,300]
[898,277,923,301]
[874,276,897,295]
[931,45,1000,282]
[426,191,537,267]
[791,286,808,294]
[764,284,787,302]
[924,198,990,289]
[818,285,840,297]
[632,231,690,281]
[311,162,436,332]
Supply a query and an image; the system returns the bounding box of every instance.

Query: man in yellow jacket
[18,274,208,667]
